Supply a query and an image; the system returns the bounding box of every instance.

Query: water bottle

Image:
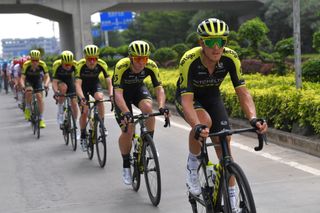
[206,161,216,187]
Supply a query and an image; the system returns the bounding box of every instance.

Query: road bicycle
[130,112,170,206]
[188,125,267,213]
[27,88,47,139]
[83,98,112,168]
[56,92,78,151]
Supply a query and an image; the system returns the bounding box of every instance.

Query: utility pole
[293,0,302,89]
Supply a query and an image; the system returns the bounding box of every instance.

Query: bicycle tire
[63,111,69,146]
[95,118,106,168]
[142,134,161,206]
[69,109,77,151]
[87,130,94,160]
[33,100,40,139]
[131,138,141,191]
[194,164,214,213]
[221,162,256,213]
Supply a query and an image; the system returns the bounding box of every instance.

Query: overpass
[0,0,264,58]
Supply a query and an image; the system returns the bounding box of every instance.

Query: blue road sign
[100,11,133,31]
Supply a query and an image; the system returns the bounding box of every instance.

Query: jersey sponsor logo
[117,63,129,70]
[180,53,196,66]
[224,49,238,59]
[193,78,224,87]
[113,74,119,82]
[178,73,184,84]
[146,61,157,69]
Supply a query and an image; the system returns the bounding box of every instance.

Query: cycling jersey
[113,57,162,90]
[52,59,77,95]
[13,64,22,78]
[75,58,109,99]
[113,57,162,126]
[175,46,245,133]
[176,46,245,99]
[22,60,48,85]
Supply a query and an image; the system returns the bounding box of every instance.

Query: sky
[0,13,100,55]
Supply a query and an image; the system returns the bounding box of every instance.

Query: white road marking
[157,117,320,176]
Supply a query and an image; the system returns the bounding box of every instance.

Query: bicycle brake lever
[164,117,170,128]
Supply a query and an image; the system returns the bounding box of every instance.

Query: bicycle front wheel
[142,134,161,206]
[131,139,141,191]
[69,109,77,151]
[33,101,40,139]
[95,118,107,168]
[63,111,69,146]
[221,162,256,213]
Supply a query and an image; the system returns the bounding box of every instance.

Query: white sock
[58,103,64,114]
[187,152,200,171]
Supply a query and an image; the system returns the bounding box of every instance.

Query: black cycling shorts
[114,84,152,127]
[57,79,76,96]
[82,82,103,100]
[25,79,43,92]
[175,92,230,133]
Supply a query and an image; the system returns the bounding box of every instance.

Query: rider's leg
[138,99,154,137]
[94,92,104,121]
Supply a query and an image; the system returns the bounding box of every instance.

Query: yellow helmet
[61,50,74,63]
[128,40,150,56]
[83,44,99,57]
[30,50,41,60]
[197,18,229,38]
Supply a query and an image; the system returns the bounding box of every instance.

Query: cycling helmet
[83,45,99,57]
[61,50,74,63]
[30,50,41,60]
[128,40,150,57]
[197,18,229,38]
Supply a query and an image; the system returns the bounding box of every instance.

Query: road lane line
[157,117,320,176]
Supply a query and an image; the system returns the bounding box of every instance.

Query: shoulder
[179,47,201,67]
[53,59,62,67]
[145,59,159,71]
[115,58,130,72]
[76,58,86,68]
[23,60,31,69]
[222,47,240,62]
[39,60,47,68]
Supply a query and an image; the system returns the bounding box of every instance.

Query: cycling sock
[122,154,131,168]
[25,103,31,109]
[187,152,200,170]
[148,131,154,138]
[58,103,64,114]
[81,129,86,139]
[40,114,43,120]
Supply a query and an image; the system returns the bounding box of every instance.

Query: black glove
[250,118,266,129]
[122,112,133,123]
[159,107,169,115]
[193,124,208,140]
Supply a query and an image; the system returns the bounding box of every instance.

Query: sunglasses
[86,57,98,62]
[31,59,39,62]
[63,63,72,67]
[132,56,148,64]
[203,37,227,48]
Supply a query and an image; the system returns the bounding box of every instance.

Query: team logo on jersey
[113,74,119,82]
[180,53,195,66]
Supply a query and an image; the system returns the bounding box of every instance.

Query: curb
[163,102,320,158]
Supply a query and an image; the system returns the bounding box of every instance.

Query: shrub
[153,47,178,67]
[302,58,320,82]
[171,43,189,59]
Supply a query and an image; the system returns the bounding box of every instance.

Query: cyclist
[52,50,79,132]
[21,50,50,128]
[75,44,113,152]
[113,40,169,185]
[175,18,268,208]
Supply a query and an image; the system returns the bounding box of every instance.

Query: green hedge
[143,70,320,135]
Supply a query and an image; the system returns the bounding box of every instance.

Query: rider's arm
[43,73,50,88]
[75,79,85,100]
[20,75,26,88]
[235,86,256,121]
[155,86,166,109]
[181,93,201,128]
[114,89,130,113]
[105,77,113,97]
[52,79,59,93]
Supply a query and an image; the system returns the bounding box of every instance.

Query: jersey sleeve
[113,58,129,90]
[75,59,85,79]
[223,48,245,88]
[39,60,49,73]
[22,60,31,75]
[145,59,162,87]
[52,60,61,78]
[97,59,109,78]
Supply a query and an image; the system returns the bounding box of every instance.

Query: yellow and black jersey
[22,59,48,82]
[52,59,77,81]
[75,58,109,85]
[113,57,162,90]
[176,46,245,99]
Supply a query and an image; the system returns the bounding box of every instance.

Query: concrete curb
[163,102,320,158]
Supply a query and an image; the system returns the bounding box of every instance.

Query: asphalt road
[0,89,319,213]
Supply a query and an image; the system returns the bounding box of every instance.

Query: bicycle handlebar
[208,127,267,152]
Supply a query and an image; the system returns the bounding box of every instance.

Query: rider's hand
[44,86,49,97]
[159,107,170,116]
[121,112,133,124]
[250,118,268,134]
[80,97,87,106]
[193,124,209,140]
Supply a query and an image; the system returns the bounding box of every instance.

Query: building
[1,37,60,59]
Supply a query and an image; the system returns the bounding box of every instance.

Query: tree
[238,17,271,59]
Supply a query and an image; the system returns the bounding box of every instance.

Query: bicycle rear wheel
[142,134,161,206]
[69,109,77,151]
[95,118,106,168]
[63,112,69,146]
[221,162,256,213]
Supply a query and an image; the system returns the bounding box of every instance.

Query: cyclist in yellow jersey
[113,40,169,185]
[21,50,50,128]
[175,18,268,207]
[75,45,113,152]
[52,51,79,130]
